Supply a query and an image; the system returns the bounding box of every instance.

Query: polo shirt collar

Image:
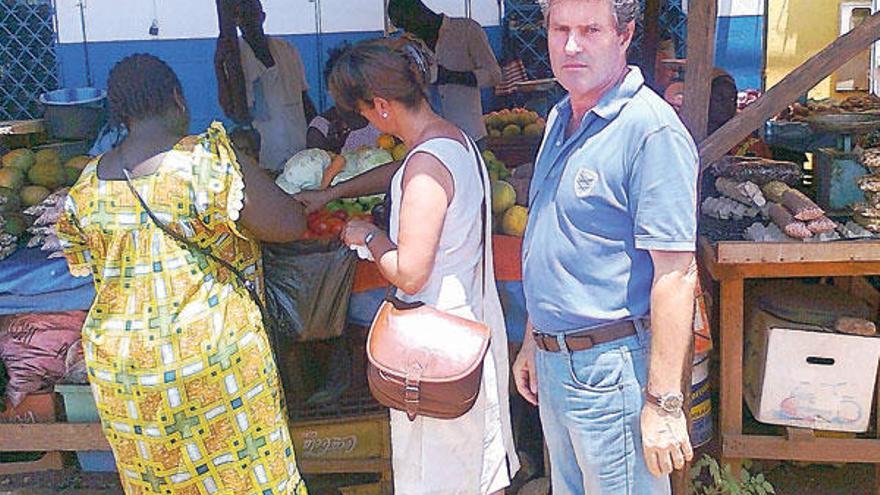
[592,66,644,120]
[554,66,645,122]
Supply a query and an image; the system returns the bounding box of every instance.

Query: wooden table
[700,237,880,491]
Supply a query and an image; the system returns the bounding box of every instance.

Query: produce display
[483,108,545,138]
[485,151,529,238]
[855,147,880,233]
[776,95,880,122]
[0,147,88,260]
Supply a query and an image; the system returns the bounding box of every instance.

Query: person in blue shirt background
[512,0,699,493]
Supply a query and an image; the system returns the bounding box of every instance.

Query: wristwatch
[645,390,685,415]
[364,228,381,247]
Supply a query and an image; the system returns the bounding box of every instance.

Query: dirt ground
[0,460,876,494]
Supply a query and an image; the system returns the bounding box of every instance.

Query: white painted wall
[717,0,764,17]
[55,0,501,44]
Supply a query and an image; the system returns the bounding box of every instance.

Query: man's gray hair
[539,0,641,33]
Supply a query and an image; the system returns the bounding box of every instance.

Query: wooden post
[719,278,745,478]
[680,0,717,143]
[699,10,880,168]
[639,0,661,88]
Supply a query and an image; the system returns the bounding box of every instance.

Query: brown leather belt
[533,319,644,353]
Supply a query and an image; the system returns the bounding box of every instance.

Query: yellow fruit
[0,167,25,191]
[34,149,61,167]
[502,124,522,137]
[377,134,396,151]
[502,205,528,237]
[1,212,29,236]
[492,180,516,214]
[27,162,66,189]
[485,113,504,131]
[64,155,91,171]
[489,129,502,138]
[391,143,408,161]
[20,185,50,207]
[2,149,35,171]
[523,123,545,137]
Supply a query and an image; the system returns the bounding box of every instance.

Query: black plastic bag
[262,239,357,341]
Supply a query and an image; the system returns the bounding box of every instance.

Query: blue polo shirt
[522,67,698,334]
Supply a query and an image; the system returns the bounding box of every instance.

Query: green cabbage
[275,148,332,194]
[332,148,394,185]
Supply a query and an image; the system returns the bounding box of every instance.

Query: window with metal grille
[0,0,59,121]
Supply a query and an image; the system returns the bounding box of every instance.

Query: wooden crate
[289,412,391,480]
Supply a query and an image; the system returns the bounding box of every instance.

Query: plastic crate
[54,384,117,472]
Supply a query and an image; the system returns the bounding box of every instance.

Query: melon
[0,167,26,191]
[64,155,91,171]
[2,149,35,172]
[0,187,20,213]
[491,180,516,214]
[20,185,51,207]
[501,205,528,237]
[1,213,29,236]
[502,124,522,137]
[28,162,66,189]
[34,148,61,167]
[523,123,545,137]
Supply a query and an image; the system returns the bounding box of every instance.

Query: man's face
[547,0,632,100]
[235,0,265,36]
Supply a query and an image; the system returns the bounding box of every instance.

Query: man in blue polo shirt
[512,0,699,493]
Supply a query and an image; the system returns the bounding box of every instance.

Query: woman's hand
[293,188,334,214]
[341,219,377,246]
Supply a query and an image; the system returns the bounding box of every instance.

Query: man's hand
[293,188,334,214]
[513,333,539,406]
[641,404,693,477]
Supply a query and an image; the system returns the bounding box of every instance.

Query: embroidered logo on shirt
[574,168,599,198]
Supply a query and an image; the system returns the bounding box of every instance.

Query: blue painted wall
[57,26,504,134]
[714,15,764,91]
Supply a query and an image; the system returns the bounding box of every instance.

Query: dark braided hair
[107,54,186,126]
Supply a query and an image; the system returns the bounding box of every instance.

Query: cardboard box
[745,315,880,432]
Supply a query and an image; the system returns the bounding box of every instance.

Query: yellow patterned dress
[57,123,307,495]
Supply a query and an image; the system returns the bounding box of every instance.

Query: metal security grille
[0,0,59,120]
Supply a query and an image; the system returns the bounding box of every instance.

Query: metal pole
[77,0,92,86]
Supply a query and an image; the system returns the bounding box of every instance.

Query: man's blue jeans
[536,320,671,494]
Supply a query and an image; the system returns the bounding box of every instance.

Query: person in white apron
[235,0,316,171]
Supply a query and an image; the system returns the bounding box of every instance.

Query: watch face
[662,394,684,412]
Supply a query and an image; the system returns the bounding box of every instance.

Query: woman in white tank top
[327,38,519,494]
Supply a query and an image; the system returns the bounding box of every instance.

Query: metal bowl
[38,87,107,141]
[806,113,880,134]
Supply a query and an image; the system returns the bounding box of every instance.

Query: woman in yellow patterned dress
[57,54,309,495]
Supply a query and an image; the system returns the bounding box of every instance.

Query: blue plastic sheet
[0,247,95,315]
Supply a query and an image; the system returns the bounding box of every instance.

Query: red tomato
[332,210,349,221]
[325,218,346,236]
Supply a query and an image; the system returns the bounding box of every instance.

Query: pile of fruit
[483,108,545,138]
[376,133,409,161]
[483,150,530,238]
[0,148,89,260]
[303,206,373,240]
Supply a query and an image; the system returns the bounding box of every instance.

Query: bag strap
[385,135,490,319]
[121,169,283,362]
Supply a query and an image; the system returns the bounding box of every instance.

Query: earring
[381,112,389,119]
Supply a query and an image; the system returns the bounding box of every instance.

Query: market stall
[682,4,880,491]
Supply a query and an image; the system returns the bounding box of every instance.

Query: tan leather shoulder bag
[366,136,491,421]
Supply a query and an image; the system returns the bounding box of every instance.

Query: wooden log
[680,0,717,143]
[639,0,661,88]
[699,10,880,168]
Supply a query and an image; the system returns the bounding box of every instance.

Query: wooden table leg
[720,277,744,478]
